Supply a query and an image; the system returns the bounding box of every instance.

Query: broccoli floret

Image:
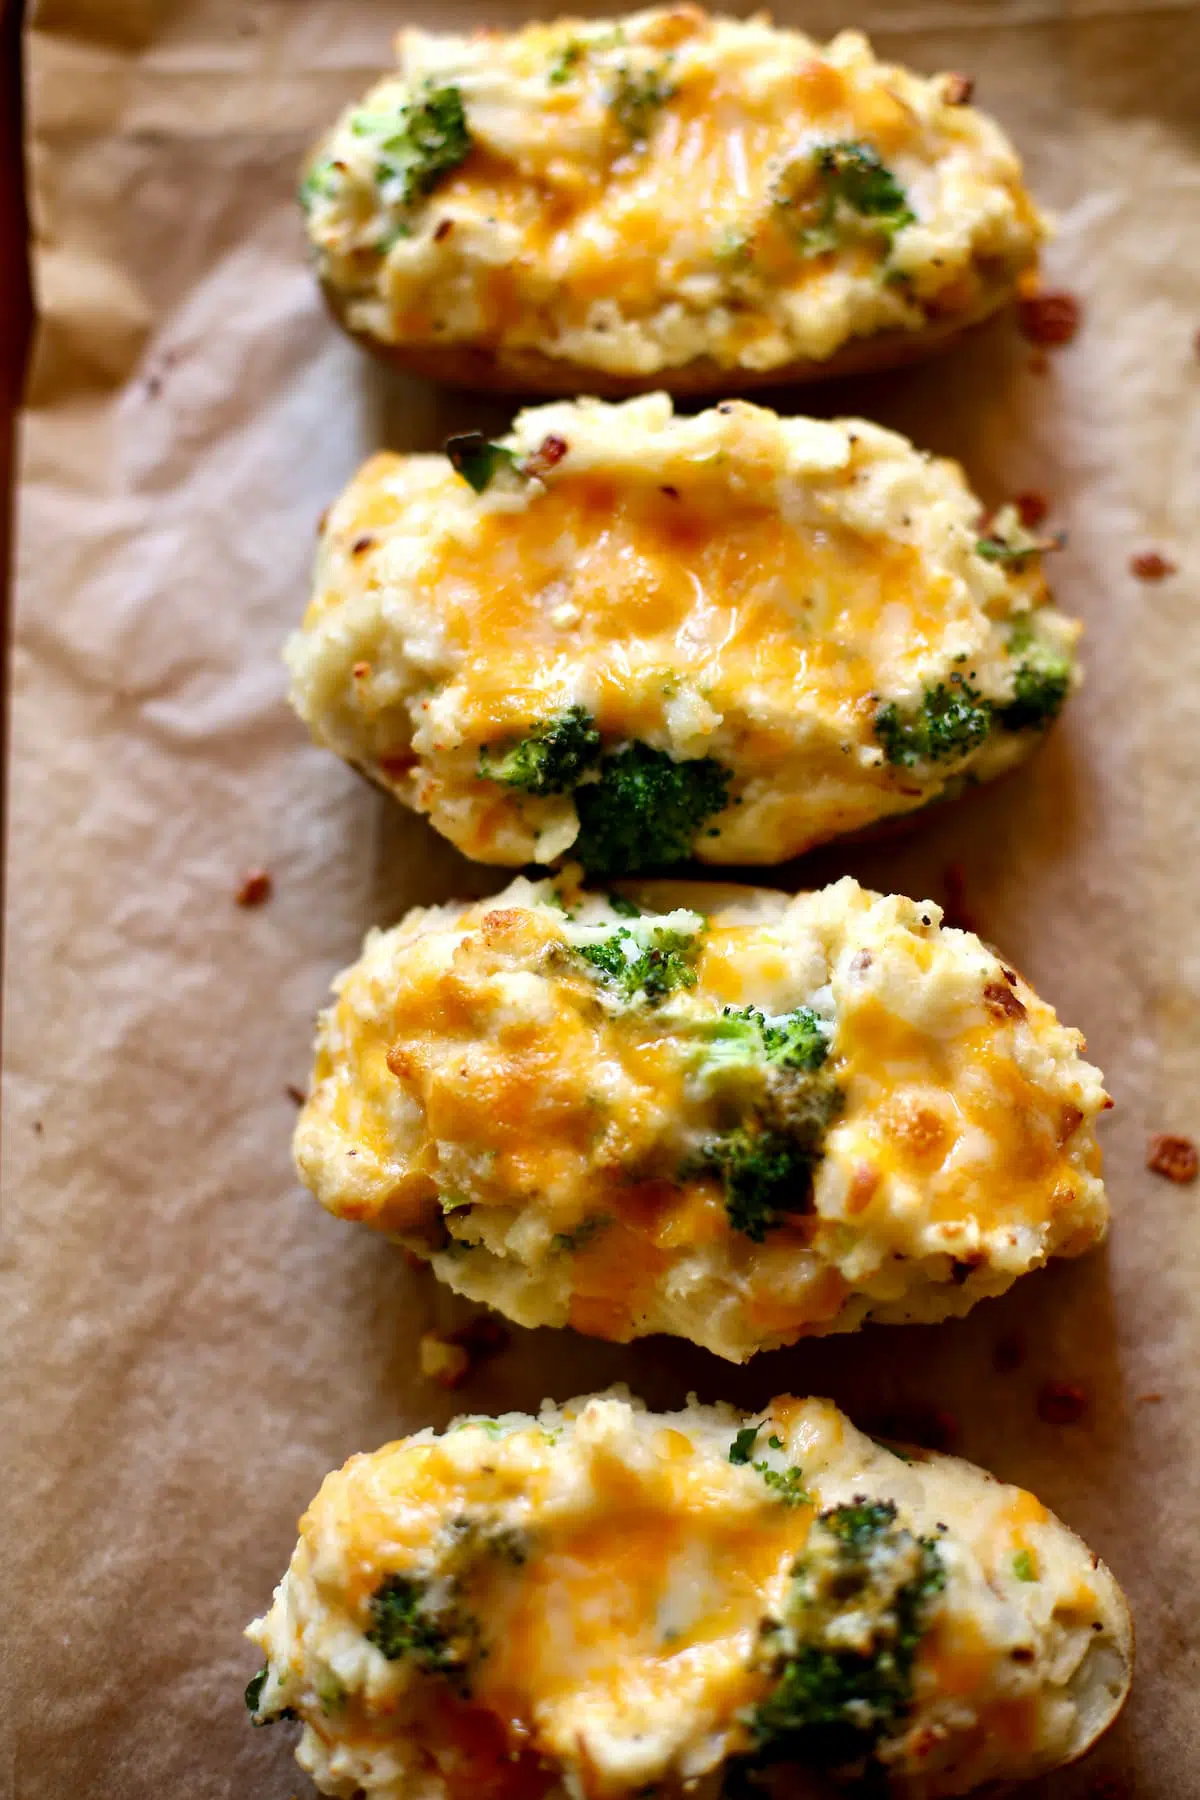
[445,432,522,495]
[574,743,732,875]
[350,83,471,210]
[744,1500,945,1773]
[756,1465,811,1506]
[693,1009,841,1238]
[874,677,993,767]
[366,1573,477,1680]
[575,923,701,1003]
[608,61,676,143]
[815,141,913,221]
[996,625,1073,732]
[777,139,913,257]
[703,1006,830,1074]
[700,1124,824,1242]
[478,707,602,793]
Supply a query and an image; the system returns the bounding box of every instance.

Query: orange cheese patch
[421,473,952,753]
[838,998,1102,1240]
[479,1455,804,1734]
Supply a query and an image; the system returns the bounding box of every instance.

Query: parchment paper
[4,1,1199,1793]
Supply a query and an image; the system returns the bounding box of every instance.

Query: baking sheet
[4,1,1200,1793]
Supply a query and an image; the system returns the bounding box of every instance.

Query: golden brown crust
[318,274,1020,398]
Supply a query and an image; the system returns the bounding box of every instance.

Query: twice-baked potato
[287,396,1077,875]
[300,6,1046,395]
[245,1390,1132,1799]
[293,873,1109,1362]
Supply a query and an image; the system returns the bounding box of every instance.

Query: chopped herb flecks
[730,1425,762,1464]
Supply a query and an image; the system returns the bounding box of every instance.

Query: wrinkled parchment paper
[5,1,1200,1792]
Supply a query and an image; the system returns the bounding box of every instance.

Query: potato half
[301,6,1045,394]
[288,396,1077,874]
[245,1390,1131,1799]
[293,874,1109,1362]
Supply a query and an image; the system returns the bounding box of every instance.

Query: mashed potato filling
[246,1393,1130,1800]
[303,7,1045,379]
[293,874,1108,1362]
[288,396,1079,872]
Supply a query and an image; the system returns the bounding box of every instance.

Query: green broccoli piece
[700,1124,824,1242]
[575,923,701,1003]
[996,624,1072,732]
[816,141,913,220]
[744,1500,945,1772]
[478,706,602,793]
[298,156,338,212]
[574,743,732,875]
[874,677,993,767]
[702,1006,829,1074]
[1012,1548,1037,1582]
[777,139,913,257]
[348,83,471,216]
[608,61,676,143]
[692,1007,841,1238]
[445,432,522,495]
[976,535,1039,566]
[366,1573,477,1679]
[548,39,584,84]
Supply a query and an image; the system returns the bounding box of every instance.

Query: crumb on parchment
[1147,1132,1197,1183]
[236,869,273,907]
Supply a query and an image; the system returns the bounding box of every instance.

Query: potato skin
[246,1391,1132,1800]
[287,396,1079,876]
[293,874,1110,1362]
[303,9,1045,394]
[319,270,1016,398]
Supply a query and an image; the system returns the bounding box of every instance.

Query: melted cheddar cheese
[293,874,1109,1362]
[303,7,1045,381]
[288,396,1079,870]
[246,1392,1131,1800]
